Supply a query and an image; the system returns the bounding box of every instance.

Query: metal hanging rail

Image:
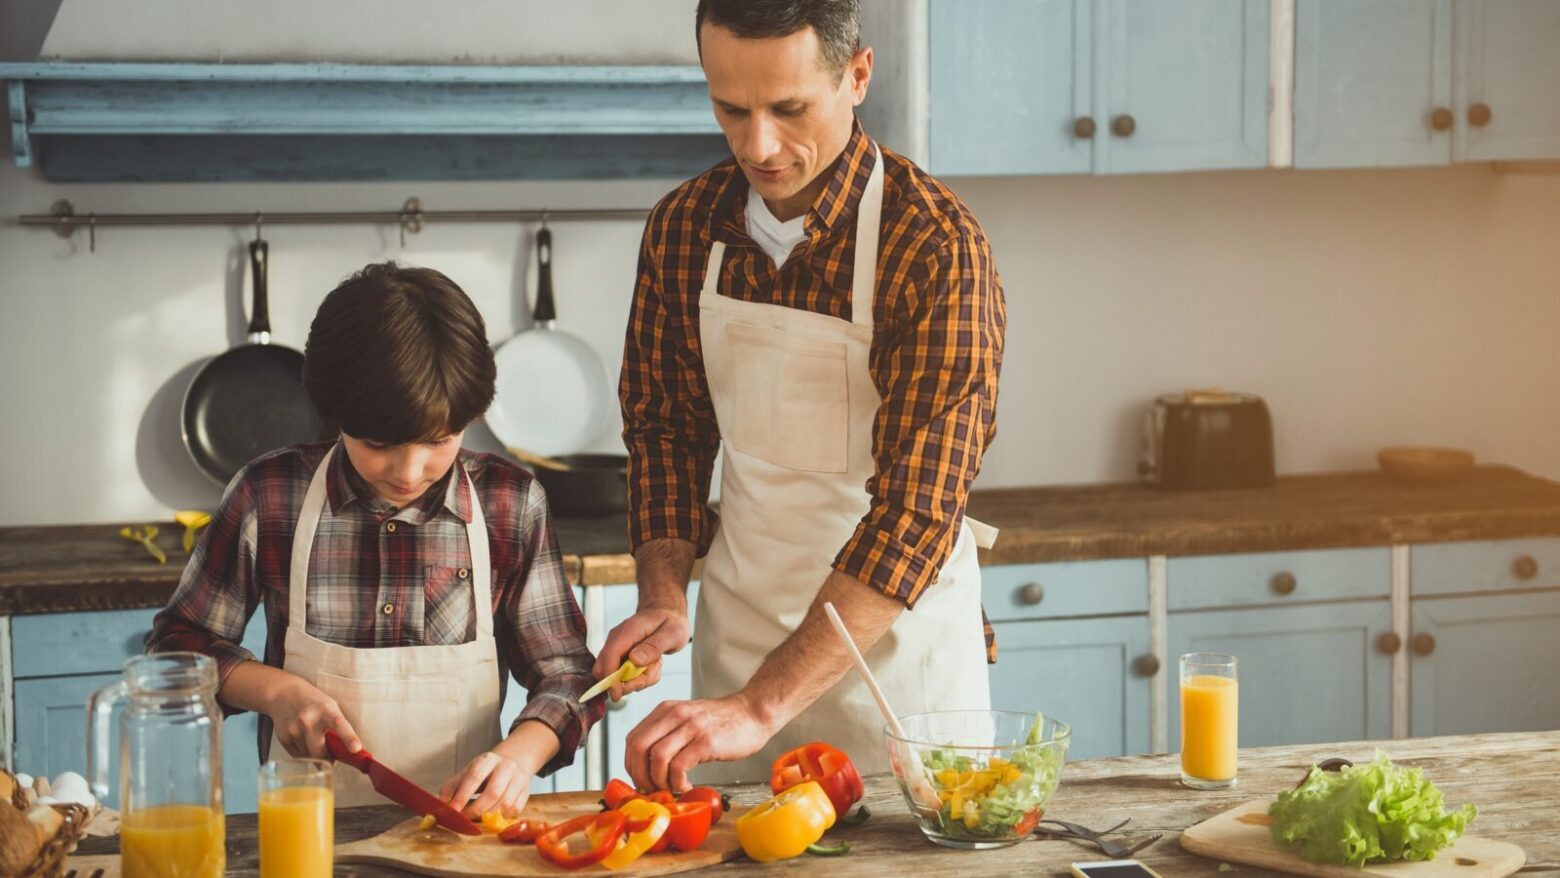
[17,198,651,250]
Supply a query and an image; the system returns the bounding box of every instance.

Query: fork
[64,870,108,878]
[1036,816,1163,858]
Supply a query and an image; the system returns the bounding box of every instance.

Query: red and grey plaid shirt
[622,118,1005,661]
[148,440,603,775]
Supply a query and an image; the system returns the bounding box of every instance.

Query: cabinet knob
[1412,632,1436,657]
[1111,114,1136,138]
[1132,654,1160,677]
[1512,555,1539,581]
[1270,572,1298,596]
[1017,583,1046,606]
[1430,107,1454,131]
[1073,116,1097,139]
[1468,102,1493,128]
[1376,632,1403,655]
[607,696,626,712]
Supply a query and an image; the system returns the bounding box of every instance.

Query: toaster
[1139,390,1275,490]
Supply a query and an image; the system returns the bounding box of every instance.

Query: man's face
[700,22,872,217]
[341,431,464,508]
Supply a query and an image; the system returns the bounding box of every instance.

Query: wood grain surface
[69,731,1560,876]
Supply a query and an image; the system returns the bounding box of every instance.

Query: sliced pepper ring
[535,811,626,869]
[600,798,671,870]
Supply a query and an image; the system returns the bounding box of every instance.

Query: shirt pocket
[423,565,476,645]
[724,321,851,474]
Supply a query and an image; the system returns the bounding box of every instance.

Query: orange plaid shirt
[621,119,1005,661]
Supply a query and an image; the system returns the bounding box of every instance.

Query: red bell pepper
[534,812,625,869]
[602,777,640,810]
[678,786,731,825]
[648,801,714,853]
[497,818,549,845]
[770,742,864,818]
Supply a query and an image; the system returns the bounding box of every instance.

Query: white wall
[3,158,1558,527]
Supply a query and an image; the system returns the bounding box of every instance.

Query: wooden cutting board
[336,791,750,877]
[1180,799,1525,877]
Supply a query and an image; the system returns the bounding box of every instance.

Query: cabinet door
[1455,0,1560,161]
[599,583,699,783]
[989,615,1151,760]
[1410,592,1560,737]
[14,673,121,807]
[1294,0,1453,168]
[929,0,1094,175]
[220,612,268,813]
[1168,601,1392,751]
[1096,0,1269,173]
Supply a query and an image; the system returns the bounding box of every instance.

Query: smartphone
[1069,860,1165,878]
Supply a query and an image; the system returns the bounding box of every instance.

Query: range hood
[2,0,728,181]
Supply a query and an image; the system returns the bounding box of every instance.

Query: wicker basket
[3,768,92,878]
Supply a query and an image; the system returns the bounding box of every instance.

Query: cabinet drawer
[11,608,160,679]
[980,560,1148,622]
[1410,538,1560,597]
[1168,547,1390,611]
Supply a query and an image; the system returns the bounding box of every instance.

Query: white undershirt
[745,186,808,269]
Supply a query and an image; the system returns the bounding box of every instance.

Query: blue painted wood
[929,0,1093,175]
[1167,601,1393,750]
[13,673,122,807]
[6,81,29,166]
[600,583,698,783]
[980,559,1148,623]
[1410,591,1560,737]
[1167,547,1390,611]
[989,615,1151,760]
[1294,0,1453,168]
[0,63,712,85]
[1096,0,1269,173]
[1454,0,1560,161]
[1410,538,1560,597]
[34,133,731,183]
[221,612,267,814]
[11,608,159,679]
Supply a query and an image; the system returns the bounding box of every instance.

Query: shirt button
[385,522,397,533]
[382,603,394,615]
[457,568,469,580]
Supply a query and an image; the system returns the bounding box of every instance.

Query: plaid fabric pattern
[621,119,1005,661]
[147,440,603,775]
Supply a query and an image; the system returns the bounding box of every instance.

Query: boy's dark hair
[304,262,496,445]
[695,0,860,74]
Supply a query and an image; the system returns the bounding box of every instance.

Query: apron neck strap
[849,144,885,330]
[289,446,494,639]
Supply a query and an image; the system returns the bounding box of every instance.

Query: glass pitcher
[88,652,226,878]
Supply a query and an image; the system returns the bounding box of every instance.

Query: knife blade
[324,730,481,835]
[579,659,648,703]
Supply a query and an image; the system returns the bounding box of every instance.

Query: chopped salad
[919,712,1065,839]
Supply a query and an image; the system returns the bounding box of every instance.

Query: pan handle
[533,226,557,324]
[247,239,272,342]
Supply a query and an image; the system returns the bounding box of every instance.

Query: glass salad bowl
[884,710,1070,849]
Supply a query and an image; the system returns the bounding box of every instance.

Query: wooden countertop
[5,466,1559,613]
[69,730,1560,876]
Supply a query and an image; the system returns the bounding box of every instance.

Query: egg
[13,774,31,789]
[47,773,94,809]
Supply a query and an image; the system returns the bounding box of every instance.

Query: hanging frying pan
[181,237,329,486]
[486,225,612,458]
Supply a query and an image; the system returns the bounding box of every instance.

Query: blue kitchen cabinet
[1095,0,1269,174]
[1294,0,1454,168]
[989,615,1152,761]
[1454,0,1560,161]
[12,672,122,807]
[1409,590,1560,737]
[599,583,699,783]
[929,0,1094,176]
[1167,601,1394,750]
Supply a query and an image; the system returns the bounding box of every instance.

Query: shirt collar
[709,116,876,245]
[325,442,473,524]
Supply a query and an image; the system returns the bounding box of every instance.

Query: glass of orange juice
[1180,652,1238,790]
[259,758,334,878]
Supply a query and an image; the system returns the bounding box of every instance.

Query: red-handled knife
[324,730,481,835]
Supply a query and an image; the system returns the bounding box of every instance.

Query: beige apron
[274,446,502,807]
[692,144,994,783]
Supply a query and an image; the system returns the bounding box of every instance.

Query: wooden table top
[69,730,1560,876]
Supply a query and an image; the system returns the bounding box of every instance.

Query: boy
[149,262,603,818]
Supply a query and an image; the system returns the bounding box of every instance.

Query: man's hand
[441,751,532,819]
[269,674,362,760]
[623,692,778,792]
[592,607,689,701]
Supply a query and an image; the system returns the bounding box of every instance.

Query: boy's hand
[442,751,532,819]
[593,606,689,701]
[271,675,362,760]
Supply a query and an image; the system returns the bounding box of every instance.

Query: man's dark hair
[304,262,496,445]
[695,0,861,74]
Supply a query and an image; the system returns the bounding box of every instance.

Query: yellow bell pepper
[600,798,670,870]
[736,780,836,863]
[480,810,519,834]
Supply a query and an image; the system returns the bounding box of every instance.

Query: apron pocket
[317,672,463,789]
[725,321,850,473]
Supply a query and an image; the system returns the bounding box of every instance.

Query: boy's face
[341,431,465,508]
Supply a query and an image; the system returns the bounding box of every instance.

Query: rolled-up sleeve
[832,231,1005,608]
[500,479,605,776]
[620,201,723,555]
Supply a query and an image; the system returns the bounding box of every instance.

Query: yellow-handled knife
[579,660,648,703]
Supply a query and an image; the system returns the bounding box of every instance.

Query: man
[596,0,1006,790]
